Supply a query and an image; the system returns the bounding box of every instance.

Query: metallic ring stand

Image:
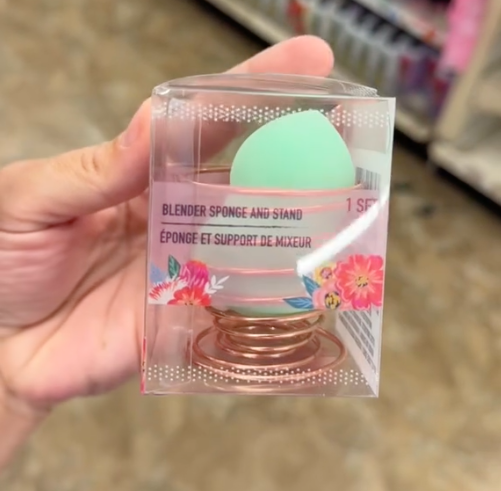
[185,166,349,391]
[192,307,347,390]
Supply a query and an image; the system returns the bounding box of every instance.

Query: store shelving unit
[204,0,432,143]
[431,132,501,203]
[476,71,501,117]
[353,0,447,48]
[432,0,501,205]
[201,0,501,206]
[205,0,291,43]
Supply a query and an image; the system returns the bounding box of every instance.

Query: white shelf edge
[394,108,432,143]
[430,138,501,206]
[204,0,432,143]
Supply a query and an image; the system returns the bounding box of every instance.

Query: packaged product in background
[334,3,366,68]
[348,14,381,79]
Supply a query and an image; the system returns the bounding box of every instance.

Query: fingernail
[119,103,145,148]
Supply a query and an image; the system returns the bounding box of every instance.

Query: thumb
[0,100,151,232]
[0,37,334,233]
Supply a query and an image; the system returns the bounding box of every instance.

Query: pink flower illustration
[334,255,384,309]
[179,260,209,290]
[168,286,211,306]
[311,279,342,311]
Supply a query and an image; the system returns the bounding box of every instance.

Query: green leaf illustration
[168,255,181,280]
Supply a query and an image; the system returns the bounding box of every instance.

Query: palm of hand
[0,37,334,414]
[0,194,148,409]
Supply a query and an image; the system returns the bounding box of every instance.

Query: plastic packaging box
[142,73,395,397]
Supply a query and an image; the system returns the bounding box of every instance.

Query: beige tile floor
[1,0,500,490]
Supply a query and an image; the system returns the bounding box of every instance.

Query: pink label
[147,176,387,314]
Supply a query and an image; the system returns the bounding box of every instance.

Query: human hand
[0,36,334,447]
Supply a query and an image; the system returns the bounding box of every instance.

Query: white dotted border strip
[161,102,391,129]
[146,365,369,387]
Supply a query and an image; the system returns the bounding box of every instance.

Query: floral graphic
[283,254,384,312]
[168,286,211,306]
[313,262,336,285]
[311,279,342,311]
[335,254,384,309]
[179,260,209,290]
[148,255,228,306]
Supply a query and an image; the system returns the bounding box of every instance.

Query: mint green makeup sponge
[230,110,355,189]
[195,110,356,317]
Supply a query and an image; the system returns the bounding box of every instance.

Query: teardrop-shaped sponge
[204,110,356,317]
[230,110,355,189]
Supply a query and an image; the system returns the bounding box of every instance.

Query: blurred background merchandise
[206,0,501,206]
[0,0,500,490]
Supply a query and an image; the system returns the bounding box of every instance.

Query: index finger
[152,35,335,167]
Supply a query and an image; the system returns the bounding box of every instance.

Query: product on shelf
[349,14,382,80]
[441,0,489,73]
[302,0,325,34]
[426,53,455,120]
[365,23,395,88]
[231,0,453,122]
[318,0,347,48]
[212,0,501,203]
[306,0,453,121]
[397,41,434,117]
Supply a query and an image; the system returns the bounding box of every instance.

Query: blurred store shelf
[333,65,432,142]
[430,133,501,206]
[205,0,291,43]
[433,0,501,206]
[202,0,501,207]
[352,0,447,48]
[476,70,501,117]
[203,0,432,143]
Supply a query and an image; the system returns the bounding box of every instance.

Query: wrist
[0,384,48,470]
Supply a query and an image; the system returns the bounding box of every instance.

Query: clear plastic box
[142,73,395,397]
